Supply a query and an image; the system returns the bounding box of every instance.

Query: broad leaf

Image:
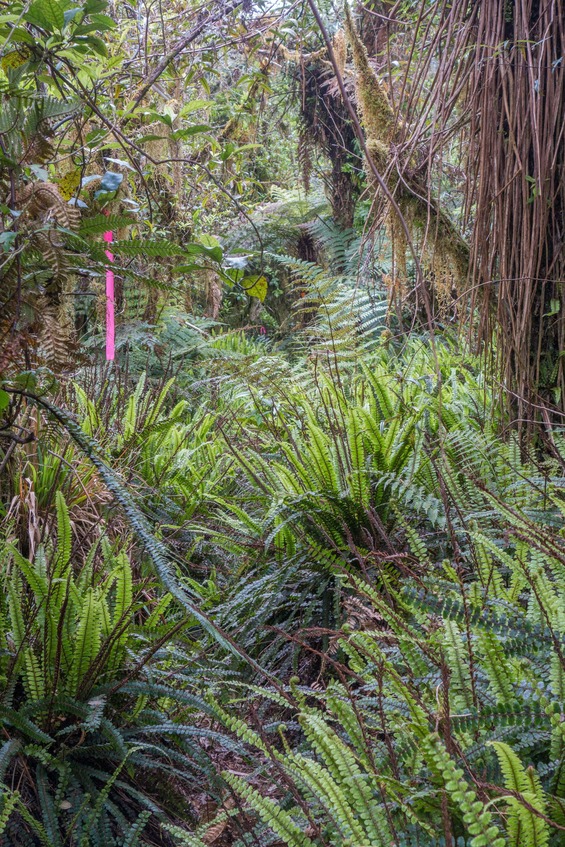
[25,0,65,31]
[242,274,267,301]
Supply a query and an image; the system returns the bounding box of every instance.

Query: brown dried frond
[6,477,41,561]
[202,815,230,845]
[0,323,34,375]
[32,230,70,281]
[21,131,54,166]
[297,124,313,192]
[37,297,72,369]
[17,181,80,230]
[278,44,327,64]
[22,136,54,166]
[82,175,101,194]
[343,595,390,632]
[205,271,223,320]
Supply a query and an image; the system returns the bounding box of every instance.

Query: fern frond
[490,741,550,847]
[222,772,315,847]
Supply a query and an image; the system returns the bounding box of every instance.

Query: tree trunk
[468,0,565,427]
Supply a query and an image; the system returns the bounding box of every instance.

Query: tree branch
[130,0,244,110]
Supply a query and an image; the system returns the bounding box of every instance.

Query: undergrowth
[2,331,564,845]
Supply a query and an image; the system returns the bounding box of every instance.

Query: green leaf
[81,34,108,55]
[83,0,108,12]
[63,7,83,25]
[544,298,560,317]
[151,112,172,127]
[179,100,212,115]
[85,128,106,146]
[241,274,267,301]
[170,125,210,140]
[0,389,10,413]
[90,12,116,29]
[54,491,72,575]
[25,0,65,31]
[98,171,123,192]
[175,263,205,274]
[197,234,220,249]
[137,134,167,144]
[186,239,223,263]
[5,26,35,44]
[489,741,528,793]
[0,232,17,252]
[13,371,37,391]
[220,267,244,287]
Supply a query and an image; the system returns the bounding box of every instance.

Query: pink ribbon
[103,228,115,361]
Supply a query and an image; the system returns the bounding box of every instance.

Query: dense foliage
[1,0,564,845]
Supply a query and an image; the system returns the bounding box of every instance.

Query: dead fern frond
[17,181,81,230]
[297,124,313,193]
[37,298,72,370]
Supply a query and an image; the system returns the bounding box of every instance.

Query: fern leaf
[68,588,102,696]
[54,491,72,576]
[223,772,315,847]
[490,742,550,847]
[36,764,63,847]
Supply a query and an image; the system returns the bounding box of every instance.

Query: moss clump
[406,196,469,292]
[344,4,395,145]
[333,29,347,76]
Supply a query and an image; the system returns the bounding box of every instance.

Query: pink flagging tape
[103,229,115,361]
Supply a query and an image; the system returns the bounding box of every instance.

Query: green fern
[222,772,316,847]
[491,741,551,847]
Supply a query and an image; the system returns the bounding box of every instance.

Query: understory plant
[2,339,565,846]
[0,492,232,846]
[205,482,565,846]
[180,338,506,654]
